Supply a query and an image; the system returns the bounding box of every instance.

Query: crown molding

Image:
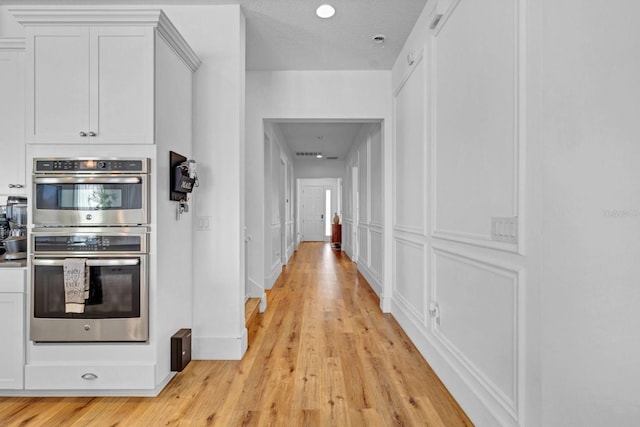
[156,10,201,72]
[9,6,200,71]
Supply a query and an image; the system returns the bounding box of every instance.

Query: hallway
[0,242,471,426]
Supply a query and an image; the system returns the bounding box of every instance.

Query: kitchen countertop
[0,257,27,267]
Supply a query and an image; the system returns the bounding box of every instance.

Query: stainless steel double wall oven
[31,158,150,342]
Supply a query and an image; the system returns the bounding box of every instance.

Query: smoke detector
[372,34,386,46]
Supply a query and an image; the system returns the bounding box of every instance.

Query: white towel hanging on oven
[63,258,90,313]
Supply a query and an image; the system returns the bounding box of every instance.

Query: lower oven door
[30,256,148,342]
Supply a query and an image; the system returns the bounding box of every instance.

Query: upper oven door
[33,175,149,226]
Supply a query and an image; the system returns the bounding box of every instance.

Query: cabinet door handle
[79,131,88,137]
[88,131,97,137]
[8,184,23,189]
[81,373,98,380]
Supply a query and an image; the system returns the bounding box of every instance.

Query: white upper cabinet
[90,27,153,144]
[28,27,89,144]
[0,39,26,194]
[12,7,200,145]
[26,26,153,144]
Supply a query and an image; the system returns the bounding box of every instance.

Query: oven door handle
[33,177,142,184]
[32,259,140,267]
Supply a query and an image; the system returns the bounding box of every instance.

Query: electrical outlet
[429,302,440,325]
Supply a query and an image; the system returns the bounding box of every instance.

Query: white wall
[153,33,194,384]
[261,122,295,290]
[390,1,532,426]
[342,123,384,296]
[245,70,392,301]
[540,0,640,425]
[393,0,640,426]
[157,5,246,360]
[293,159,345,180]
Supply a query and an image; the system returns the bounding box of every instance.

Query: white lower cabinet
[0,269,25,390]
[25,364,155,391]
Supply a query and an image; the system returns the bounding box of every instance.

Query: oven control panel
[34,158,148,173]
[32,232,147,253]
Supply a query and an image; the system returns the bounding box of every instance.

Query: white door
[301,187,325,241]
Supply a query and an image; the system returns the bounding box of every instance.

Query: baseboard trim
[380,295,392,313]
[264,264,281,290]
[391,300,512,427]
[259,292,267,312]
[246,277,263,299]
[192,329,248,360]
[0,380,172,397]
[358,263,382,297]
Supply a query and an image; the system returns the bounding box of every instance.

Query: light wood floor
[0,242,472,426]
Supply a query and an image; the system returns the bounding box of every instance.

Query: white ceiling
[3,0,428,69]
[242,0,428,70]
[3,0,425,158]
[274,121,367,162]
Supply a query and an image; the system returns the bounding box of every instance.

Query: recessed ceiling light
[316,154,323,158]
[316,4,335,19]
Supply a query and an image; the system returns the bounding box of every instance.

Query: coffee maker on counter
[1,196,27,260]
[0,206,9,254]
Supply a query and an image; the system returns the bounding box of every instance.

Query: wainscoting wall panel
[270,224,281,270]
[358,225,369,266]
[431,0,520,253]
[342,220,353,259]
[343,122,384,298]
[369,228,383,281]
[358,142,369,224]
[432,248,520,417]
[394,54,426,234]
[390,0,528,425]
[286,221,295,260]
[393,237,426,321]
[369,126,383,227]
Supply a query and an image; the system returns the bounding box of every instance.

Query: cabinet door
[89,27,154,144]
[27,27,90,144]
[0,50,25,194]
[0,292,25,389]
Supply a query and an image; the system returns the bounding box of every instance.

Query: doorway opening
[254,118,383,298]
[325,189,332,237]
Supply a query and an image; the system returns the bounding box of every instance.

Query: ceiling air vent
[326,156,339,160]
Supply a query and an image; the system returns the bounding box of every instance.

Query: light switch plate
[196,216,211,231]
[491,216,518,243]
